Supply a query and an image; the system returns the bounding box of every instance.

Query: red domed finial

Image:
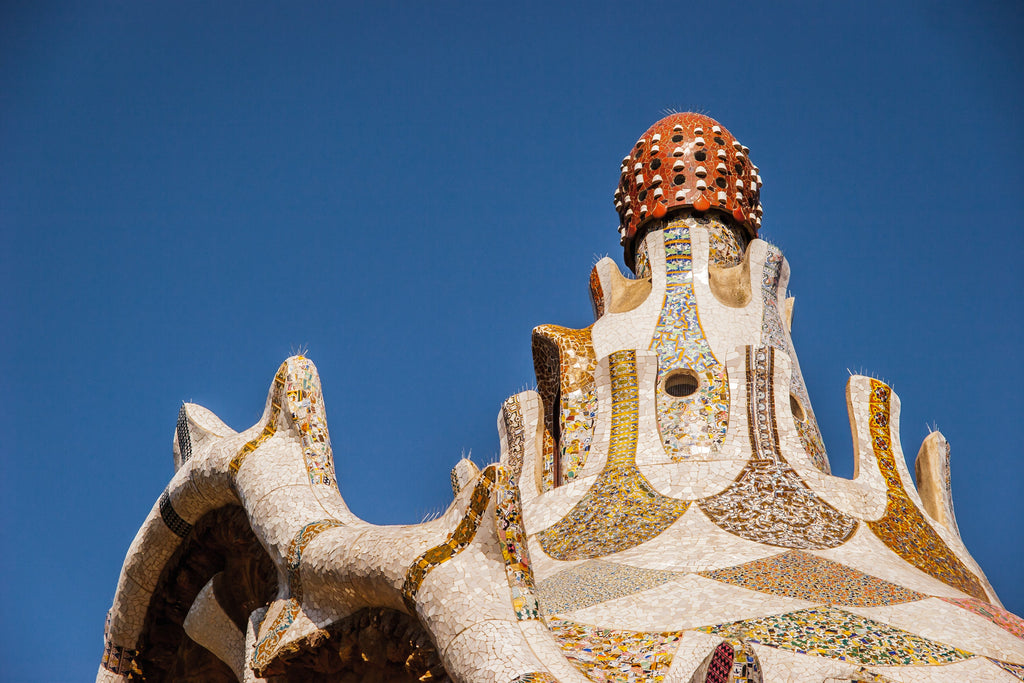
[615,113,762,270]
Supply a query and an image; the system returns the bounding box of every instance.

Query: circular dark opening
[714,136,726,145]
[790,394,806,421]
[650,158,662,170]
[715,176,727,188]
[694,150,707,161]
[673,174,686,185]
[665,370,700,398]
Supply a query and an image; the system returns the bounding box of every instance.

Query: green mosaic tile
[697,606,970,666]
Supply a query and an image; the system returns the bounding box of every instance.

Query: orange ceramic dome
[615,113,762,269]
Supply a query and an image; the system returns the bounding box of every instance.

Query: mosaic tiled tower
[100,114,1024,683]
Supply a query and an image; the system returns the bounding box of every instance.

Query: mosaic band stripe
[175,404,192,463]
[282,356,337,486]
[158,489,193,538]
[286,519,344,602]
[101,641,139,676]
[698,346,856,549]
[495,466,541,620]
[864,380,988,601]
[229,363,287,476]
[759,245,830,474]
[402,465,498,611]
[649,222,729,460]
[589,265,605,318]
[502,395,526,480]
[252,517,343,673]
[251,599,300,674]
[936,437,959,537]
[989,658,1024,680]
[731,642,762,683]
[538,349,689,560]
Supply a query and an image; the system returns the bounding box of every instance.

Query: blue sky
[2,2,1022,680]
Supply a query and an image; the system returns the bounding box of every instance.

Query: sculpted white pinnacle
[99,114,1024,683]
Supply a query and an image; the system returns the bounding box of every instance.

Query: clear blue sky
[2,2,1022,680]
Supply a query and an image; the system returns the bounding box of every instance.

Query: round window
[664,369,700,398]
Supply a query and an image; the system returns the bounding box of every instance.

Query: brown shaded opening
[268,608,448,683]
[665,369,700,398]
[133,505,278,682]
[790,393,806,422]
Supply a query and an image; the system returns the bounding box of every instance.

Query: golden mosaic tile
[538,350,688,560]
[700,551,924,607]
[229,362,287,476]
[864,381,988,601]
[548,618,683,682]
[495,466,542,621]
[402,465,498,609]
